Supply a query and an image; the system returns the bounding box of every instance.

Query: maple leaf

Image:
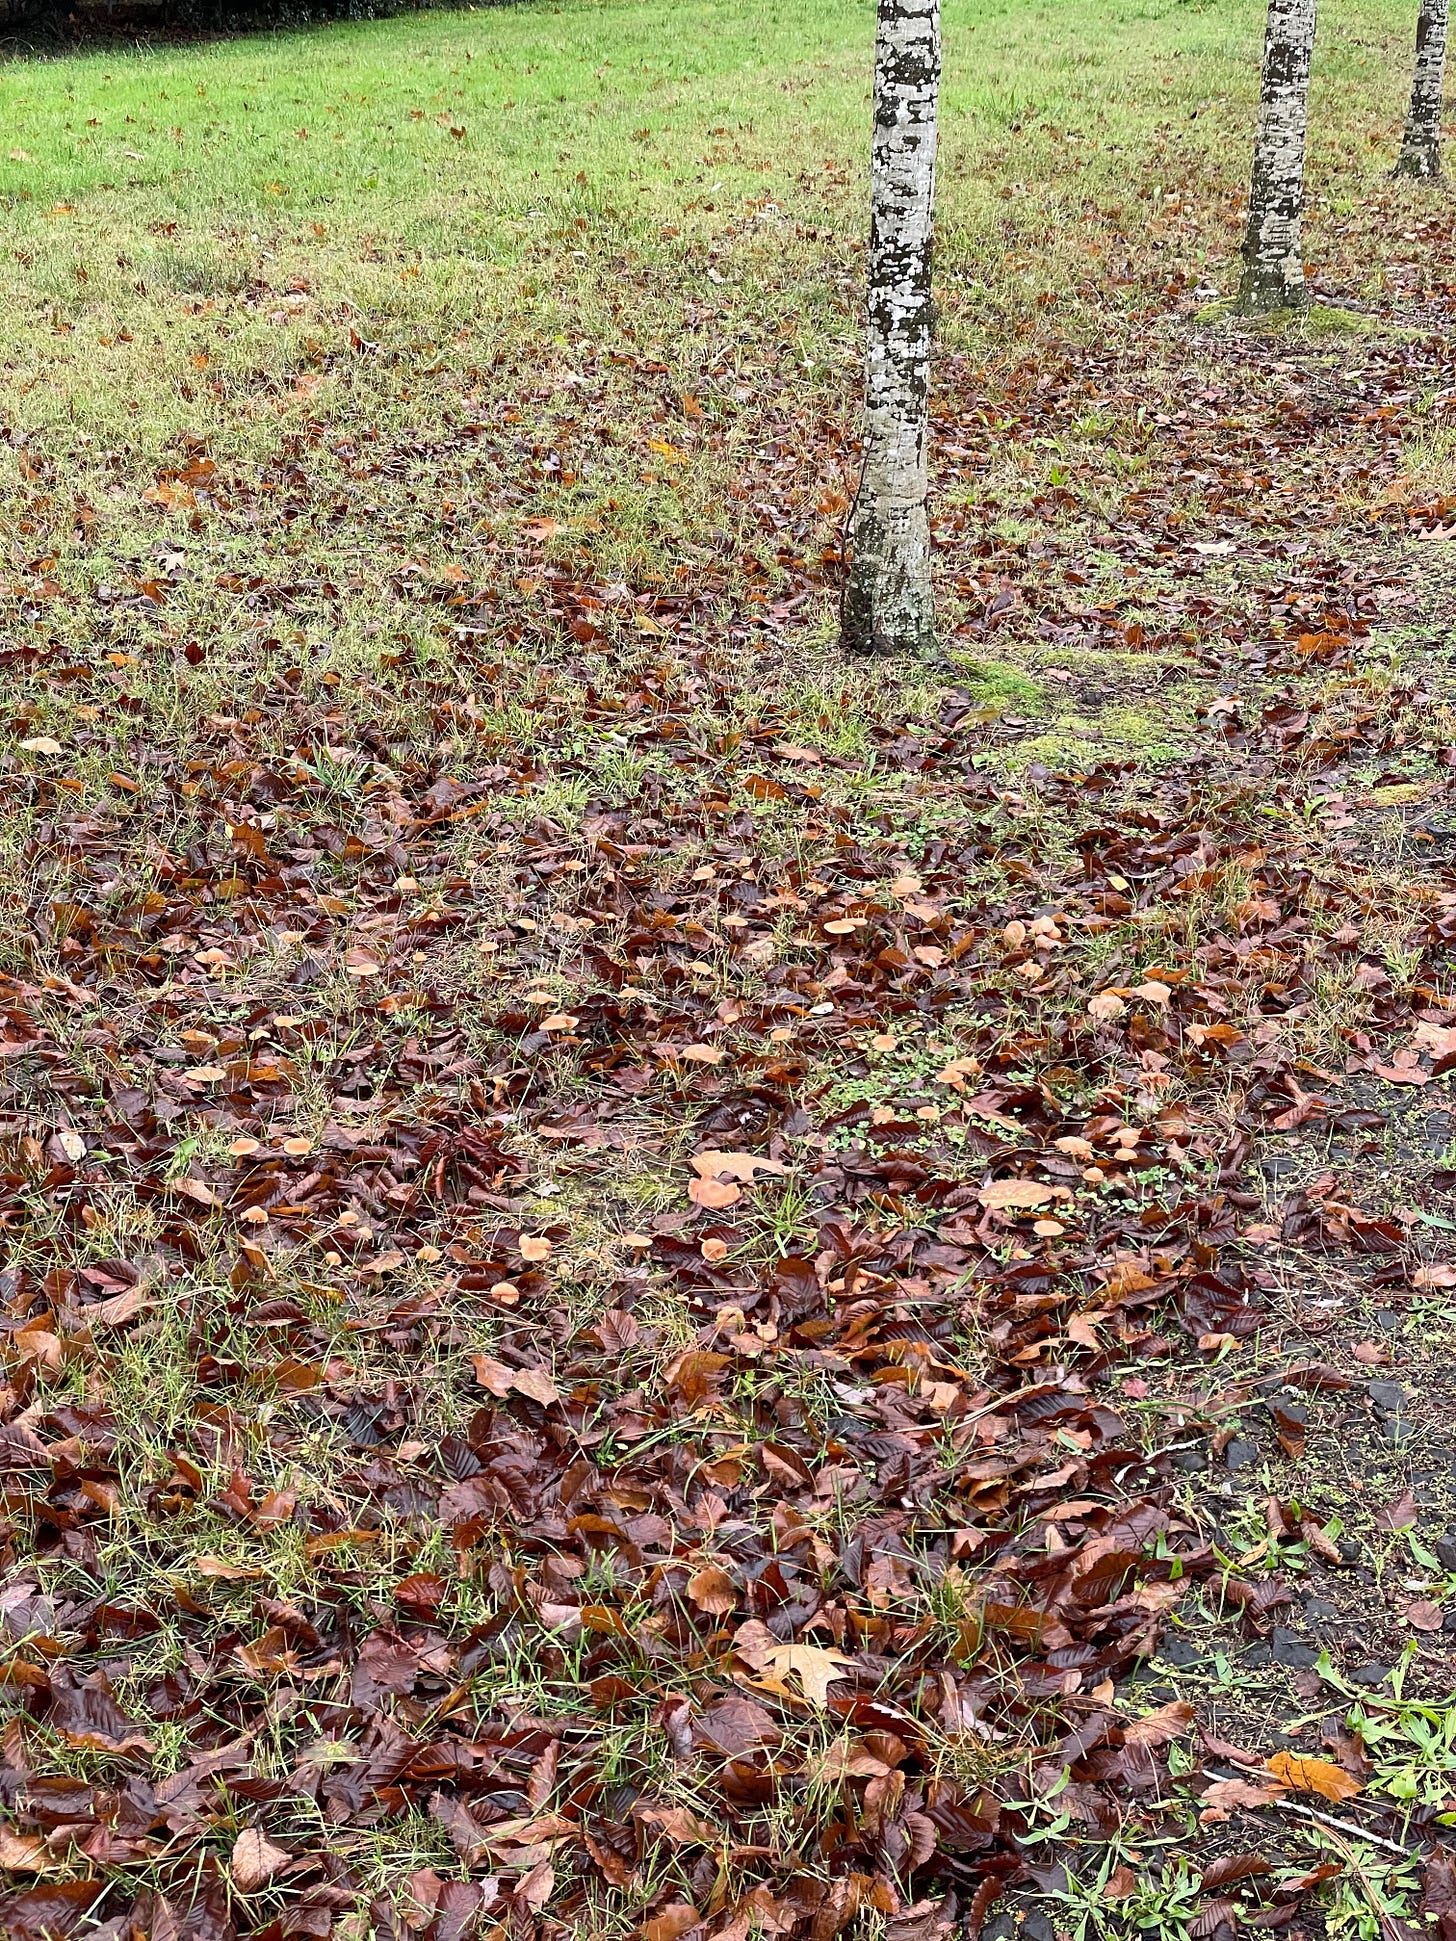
[753,1642,856,1708]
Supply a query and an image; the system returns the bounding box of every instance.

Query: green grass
[0,0,1426,765]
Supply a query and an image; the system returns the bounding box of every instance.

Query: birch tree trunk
[1396,0,1448,180]
[841,0,940,660]
[1236,0,1318,315]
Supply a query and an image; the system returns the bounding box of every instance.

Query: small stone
[1161,1636,1205,1668]
[1337,1537,1362,1563]
[1303,1597,1337,1623]
[1367,1380,1410,1414]
[1172,1447,1206,1473]
[1022,1912,1056,1941]
[1265,1397,1307,1424]
[1382,1418,1414,1445]
[1224,1437,1259,1471]
[1435,1535,1456,1572]
[1271,1626,1319,1670]
[1375,1309,1401,1331]
[1349,1661,1394,1687]
[1241,1642,1273,1669]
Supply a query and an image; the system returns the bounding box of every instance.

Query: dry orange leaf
[1402,1597,1444,1633]
[513,1366,560,1408]
[686,1564,738,1614]
[641,1906,701,1941]
[692,1150,788,1182]
[232,1825,291,1893]
[1352,1339,1391,1365]
[472,1354,517,1396]
[0,1827,58,1872]
[1201,1775,1285,1811]
[1263,1752,1361,1802]
[978,1179,1056,1211]
[1122,1699,1195,1747]
[636,1805,718,1846]
[753,1641,857,1708]
[172,1177,219,1207]
[472,1355,558,1407]
[1130,979,1172,1005]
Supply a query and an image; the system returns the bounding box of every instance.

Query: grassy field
[5,1,1456,1938]
[0,0,1433,745]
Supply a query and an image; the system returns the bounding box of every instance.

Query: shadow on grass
[0,0,511,56]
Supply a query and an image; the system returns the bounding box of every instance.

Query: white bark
[842,0,939,659]
[1237,0,1318,315]
[1396,0,1448,180]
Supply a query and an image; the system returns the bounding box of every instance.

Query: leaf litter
[6,64,1456,1941]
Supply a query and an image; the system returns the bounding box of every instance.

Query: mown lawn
[5,2,1456,1938]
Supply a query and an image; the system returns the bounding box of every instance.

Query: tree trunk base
[841,504,936,659]
[840,580,937,658]
[1235,263,1309,315]
[1394,142,1443,179]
